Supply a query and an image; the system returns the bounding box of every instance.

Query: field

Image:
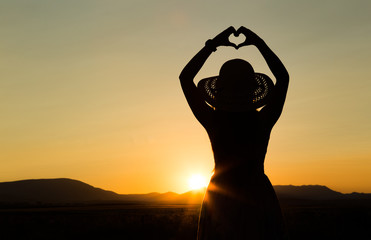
[0,201,370,240]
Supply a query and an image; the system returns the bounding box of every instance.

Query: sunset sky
[1,1,370,194]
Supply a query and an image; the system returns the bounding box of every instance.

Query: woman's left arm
[237,27,289,126]
[179,27,237,126]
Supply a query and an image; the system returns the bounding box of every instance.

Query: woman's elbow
[179,72,188,82]
[179,73,194,85]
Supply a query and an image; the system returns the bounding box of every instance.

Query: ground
[0,200,370,240]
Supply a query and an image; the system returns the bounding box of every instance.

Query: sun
[188,174,208,190]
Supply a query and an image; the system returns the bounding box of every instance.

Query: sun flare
[188,174,208,190]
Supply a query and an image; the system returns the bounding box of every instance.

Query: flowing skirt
[197,170,286,240]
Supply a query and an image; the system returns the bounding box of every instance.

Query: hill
[0,178,370,206]
[274,185,343,200]
[0,178,120,203]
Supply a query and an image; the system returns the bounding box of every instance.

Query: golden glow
[188,174,208,190]
[1,1,371,194]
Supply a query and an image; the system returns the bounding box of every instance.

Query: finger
[237,41,250,49]
[227,42,238,48]
[223,40,237,48]
[225,26,236,34]
[236,27,243,35]
[236,26,247,35]
[227,26,236,32]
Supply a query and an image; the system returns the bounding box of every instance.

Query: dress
[197,110,286,240]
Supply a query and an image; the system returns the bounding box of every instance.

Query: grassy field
[0,201,370,240]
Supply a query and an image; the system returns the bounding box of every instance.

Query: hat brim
[197,73,274,111]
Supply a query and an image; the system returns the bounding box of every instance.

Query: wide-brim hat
[197,73,274,111]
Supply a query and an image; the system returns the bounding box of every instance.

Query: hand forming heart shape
[211,26,259,50]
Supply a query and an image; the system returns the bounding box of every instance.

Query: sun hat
[197,60,274,111]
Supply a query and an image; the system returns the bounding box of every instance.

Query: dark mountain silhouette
[274,185,371,200]
[274,185,343,200]
[118,191,180,203]
[0,178,120,203]
[115,189,206,204]
[0,178,370,206]
[177,188,206,204]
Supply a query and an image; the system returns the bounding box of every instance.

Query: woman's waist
[213,147,267,161]
[214,155,265,169]
[213,162,265,179]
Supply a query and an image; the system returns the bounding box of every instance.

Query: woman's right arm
[179,27,237,125]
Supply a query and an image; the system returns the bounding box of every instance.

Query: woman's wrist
[254,37,265,47]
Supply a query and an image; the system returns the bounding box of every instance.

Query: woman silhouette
[179,26,289,239]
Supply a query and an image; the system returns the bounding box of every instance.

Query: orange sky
[1,1,370,194]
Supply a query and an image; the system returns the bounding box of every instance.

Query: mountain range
[0,178,370,206]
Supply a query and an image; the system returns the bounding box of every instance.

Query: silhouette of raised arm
[237,27,289,126]
[179,27,237,126]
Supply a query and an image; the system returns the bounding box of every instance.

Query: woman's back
[205,110,272,174]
